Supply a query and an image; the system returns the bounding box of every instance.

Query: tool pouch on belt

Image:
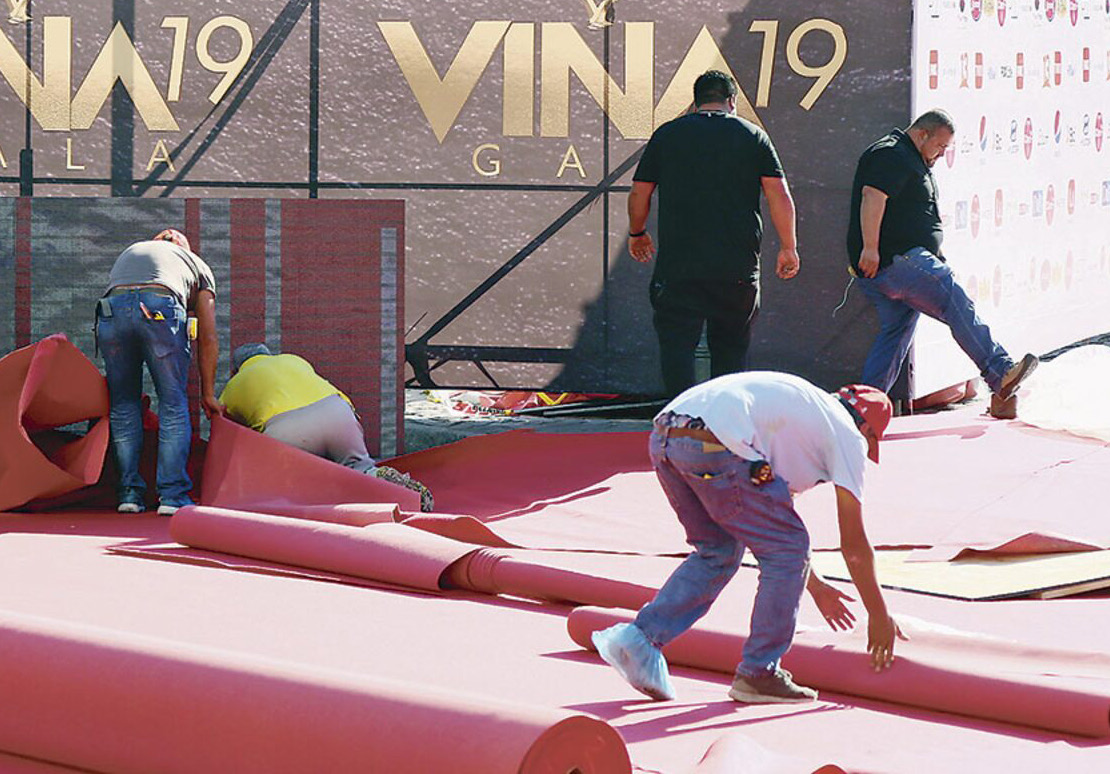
[92,297,112,358]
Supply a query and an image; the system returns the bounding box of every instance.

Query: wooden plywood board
[745,550,1110,601]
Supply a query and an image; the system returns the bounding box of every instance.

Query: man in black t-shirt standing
[847,109,1037,409]
[629,70,800,397]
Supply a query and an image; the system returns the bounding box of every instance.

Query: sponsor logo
[1040,259,1052,291]
[929,50,939,89]
[998,0,1008,25]
[946,143,956,167]
[974,52,983,88]
[1046,0,1056,21]
[1024,117,1034,159]
[980,115,989,150]
[1016,52,1024,89]
[1083,47,1090,83]
[1055,110,1062,144]
[1070,1,1079,25]
[1097,113,1105,152]
[971,194,981,237]
[1067,178,1076,215]
[995,188,1004,227]
[955,200,969,230]
[960,52,970,88]
[971,0,982,20]
[1046,184,1055,226]
[1054,50,1062,86]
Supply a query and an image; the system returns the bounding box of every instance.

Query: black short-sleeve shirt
[633,112,784,283]
[846,128,944,273]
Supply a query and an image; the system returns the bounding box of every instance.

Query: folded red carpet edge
[0,610,630,774]
[567,607,1110,738]
[0,334,110,510]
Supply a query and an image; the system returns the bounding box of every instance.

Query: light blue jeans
[856,246,1013,393]
[98,289,194,507]
[634,427,810,677]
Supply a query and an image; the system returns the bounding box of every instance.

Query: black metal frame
[2,2,637,391]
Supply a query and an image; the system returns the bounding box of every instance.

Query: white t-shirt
[659,372,868,500]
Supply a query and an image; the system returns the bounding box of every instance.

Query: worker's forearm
[765,185,798,250]
[628,192,650,233]
[198,337,219,399]
[860,190,886,250]
[840,542,889,619]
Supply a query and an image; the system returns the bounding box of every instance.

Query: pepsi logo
[1046,184,1055,225]
[995,189,1004,227]
[1067,179,1076,215]
[1024,118,1034,159]
[980,116,989,150]
[1054,111,1062,144]
[998,0,1008,25]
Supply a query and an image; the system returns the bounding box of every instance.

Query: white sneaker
[117,502,143,514]
[157,504,181,516]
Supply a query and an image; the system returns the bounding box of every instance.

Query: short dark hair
[693,70,738,107]
[910,109,955,134]
[232,342,271,372]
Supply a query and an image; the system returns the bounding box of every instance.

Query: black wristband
[629,230,646,238]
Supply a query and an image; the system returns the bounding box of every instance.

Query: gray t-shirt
[660,372,868,500]
[105,240,217,310]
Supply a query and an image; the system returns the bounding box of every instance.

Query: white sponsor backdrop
[911,0,1110,396]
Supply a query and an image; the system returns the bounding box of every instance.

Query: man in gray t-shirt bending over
[97,229,222,515]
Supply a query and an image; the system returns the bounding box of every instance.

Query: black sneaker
[996,353,1038,401]
[728,668,818,704]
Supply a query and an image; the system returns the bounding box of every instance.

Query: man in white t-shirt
[593,372,903,704]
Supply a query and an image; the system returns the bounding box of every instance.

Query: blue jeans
[634,428,810,677]
[97,290,194,506]
[856,247,1013,393]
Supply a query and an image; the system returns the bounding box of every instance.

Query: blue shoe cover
[591,623,676,701]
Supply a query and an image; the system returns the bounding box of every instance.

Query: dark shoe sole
[728,686,817,704]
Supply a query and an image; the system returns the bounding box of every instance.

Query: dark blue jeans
[98,290,194,507]
[635,427,810,677]
[856,247,1013,393]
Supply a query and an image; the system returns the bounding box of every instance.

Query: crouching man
[220,343,433,511]
[594,372,903,703]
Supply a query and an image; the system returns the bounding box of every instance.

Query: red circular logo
[1045,184,1055,226]
[1024,118,1034,159]
[994,189,1004,227]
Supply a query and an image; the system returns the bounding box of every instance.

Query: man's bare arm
[858,186,888,278]
[627,181,657,263]
[761,176,799,280]
[194,289,223,418]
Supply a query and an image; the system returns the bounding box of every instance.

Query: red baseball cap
[153,228,191,251]
[837,384,892,463]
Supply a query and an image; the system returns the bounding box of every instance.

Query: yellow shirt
[219,354,352,430]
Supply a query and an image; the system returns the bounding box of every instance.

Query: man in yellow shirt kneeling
[220,343,433,511]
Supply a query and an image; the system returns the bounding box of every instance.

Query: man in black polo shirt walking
[628,70,800,397]
[847,109,1037,409]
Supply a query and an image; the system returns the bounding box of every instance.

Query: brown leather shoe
[996,353,1039,401]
